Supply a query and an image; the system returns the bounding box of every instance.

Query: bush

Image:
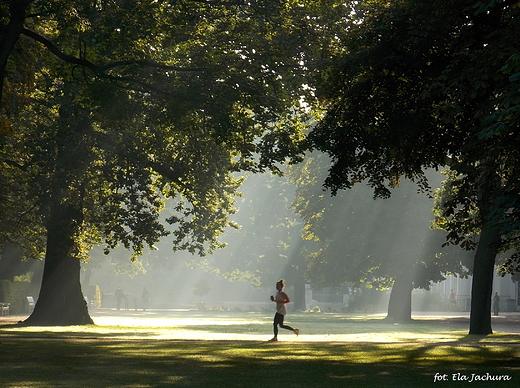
[0,280,35,314]
[84,285,102,309]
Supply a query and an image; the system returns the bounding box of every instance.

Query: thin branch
[98,59,207,73]
[20,28,211,96]
[21,28,97,69]
[1,159,28,171]
[22,28,209,73]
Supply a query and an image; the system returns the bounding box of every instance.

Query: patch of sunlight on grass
[94,316,266,327]
[4,325,467,342]
[294,330,466,343]
[2,310,517,345]
[164,376,186,384]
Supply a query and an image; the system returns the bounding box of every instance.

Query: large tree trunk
[23,201,93,326]
[385,272,413,322]
[468,164,502,335]
[468,226,500,335]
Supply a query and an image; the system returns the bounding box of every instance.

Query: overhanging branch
[20,28,210,96]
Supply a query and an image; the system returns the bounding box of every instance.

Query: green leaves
[2,0,334,263]
[308,0,520,257]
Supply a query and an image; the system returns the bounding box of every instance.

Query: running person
[269,279,299,341]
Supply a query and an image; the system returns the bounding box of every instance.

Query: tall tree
[1,0,319,325]
[290,154,471,321]
[308,0,520,333]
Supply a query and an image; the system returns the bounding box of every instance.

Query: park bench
[0,303,9,316]
[27,296,35,314]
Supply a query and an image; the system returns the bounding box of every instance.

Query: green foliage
[82,284,102,309]
[308,0,520,262]
[0,279,34,314]
[1,0,335,264]
[432,170,480,250]
[12,272,32,282]
[1,0,353,323]
[289,153,471,291]
[92,284,101,309]
[303,0,520,332]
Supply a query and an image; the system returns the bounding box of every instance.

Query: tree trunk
[468,164,502,335]
[23,201,93,326]
[292,275,306,311]
[468,226,500,335]
[83,265,92,287]
[286,240,307,311]
[385,273,413,322]
[0,0,32,105]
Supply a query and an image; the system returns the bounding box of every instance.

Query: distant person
[450,289,457,311]
[115,287,125,310]
[142,287,150,311]
[269,279,299,341]
[493,292,500,316]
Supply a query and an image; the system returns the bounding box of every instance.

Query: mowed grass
[1,310,519,387]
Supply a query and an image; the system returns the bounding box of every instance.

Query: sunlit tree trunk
[468,226,500,335]
[23,201,93,326]
[385,271,413,322]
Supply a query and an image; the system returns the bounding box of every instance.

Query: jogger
[269,279,299,341]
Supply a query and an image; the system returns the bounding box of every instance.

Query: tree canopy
[1,0,347,324]
[308,0,520,333]
[3,0,518,332]
[289,153,473,320]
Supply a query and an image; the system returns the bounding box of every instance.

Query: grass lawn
[1,310,519,387]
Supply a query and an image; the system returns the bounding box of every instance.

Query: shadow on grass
[458,333,520,345]
[0,340,518,388]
